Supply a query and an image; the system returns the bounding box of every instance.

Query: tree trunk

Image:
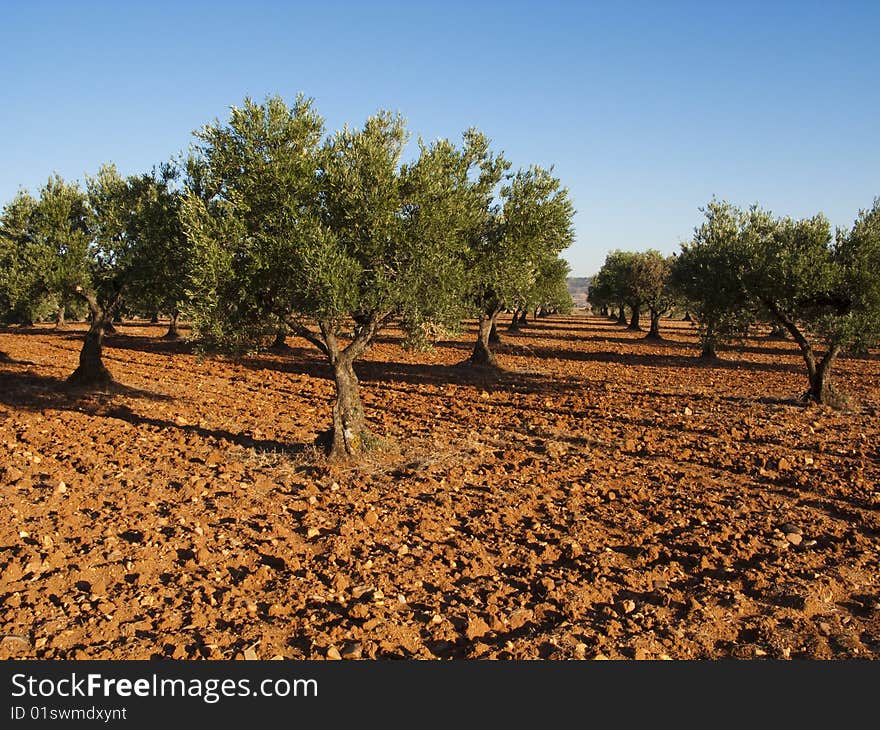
[104,320,118,335]
[508,310,521,332]
[628,307,642,331]
[68,289,114,387]
[616,305,627,325]
[488,319,501,343]
[767,323,788,340]
[518,310,528,325]
[645,311,662,340]
[327,356,373,460]
[683,311,693,323]
[150,311,160,324]
[55,305,65,330]
[765,304,848,408]
[600,306,609,317]
[806,345,844,406]
[699,322,717,360]
[269,327,292,351]
[469,313,498,368]
[162,309,181,339]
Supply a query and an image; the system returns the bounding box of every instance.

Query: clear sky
[1,0,878,276]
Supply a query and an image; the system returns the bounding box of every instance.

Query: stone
[364,511,379,526]
[620,599,636,614]
[777,458,791,471]
[465,616,491,640]
[785,533,803,546]
[243,646,258,660]
[818,622,832,636]
[340,642,362,660]
[326,646,342,660]
[683,407,693,416]
[779,523,802,535]
[306,527,320,539]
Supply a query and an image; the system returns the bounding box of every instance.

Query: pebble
[326,646,342,660]
[243,646,258,660]
[785,533,803,546]
[621,599,636,614]
[306,527,320,539]
[341,642,363,660]
[818,622,832,636]
[779,523,803,536]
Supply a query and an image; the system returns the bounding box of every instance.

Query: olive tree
[183,96,496,458]
[671,200,756,359]
[466,165,575,367]
[741,202,880,405]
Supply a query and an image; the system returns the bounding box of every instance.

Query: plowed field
[1,315,878,660]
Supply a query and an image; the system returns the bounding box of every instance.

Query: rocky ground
[0,314,878,660]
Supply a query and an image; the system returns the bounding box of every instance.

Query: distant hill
[566,276,593,309]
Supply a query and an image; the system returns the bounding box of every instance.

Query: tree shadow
[0,368,173,411]
[0,368,304,455]
[523,347,804,374]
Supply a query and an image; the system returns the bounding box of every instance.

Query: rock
[306,527,320,539]
[683,407,693,416]
[573,642,588,659]
[818,622,832,636]
[340,642,362,660]
[1,635,30,652]
[243,646,258,660]
[777,458,791,471]
[652,578,668,591]
[779,523,802,535]
[785,533,803,546]
[364,511,379,526]
[620,599,636,615]
[465,616,491,640]
[326,646,342,660]
[508,608,533,630]
[771,539,790,550]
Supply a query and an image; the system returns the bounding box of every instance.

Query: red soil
[1,315,878,660]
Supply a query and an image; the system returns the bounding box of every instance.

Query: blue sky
[1,0,878,276]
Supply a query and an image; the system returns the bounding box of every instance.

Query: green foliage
[470,164,575,317]
[589,249,635,313]
[184,95,507,356]
[671,199,757,351]
[0,177,92,324]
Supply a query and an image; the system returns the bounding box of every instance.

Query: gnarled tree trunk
[616,304,627,325]
[766,303,847,407]
[518,310,528,325]
[162,309,181,339]
[508,310,521,332]
[329,356,372,460]
[627,307,642,331]
[699,322,717,360]
[150,311,160,324]
[67,287,117,387]
[269,327,291,351]
[645,310,662,340]
[298,316,384,461]
[807,345,842,405]
[469,312,499,368]
[55,305,65,330]
[488,319,500,343]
